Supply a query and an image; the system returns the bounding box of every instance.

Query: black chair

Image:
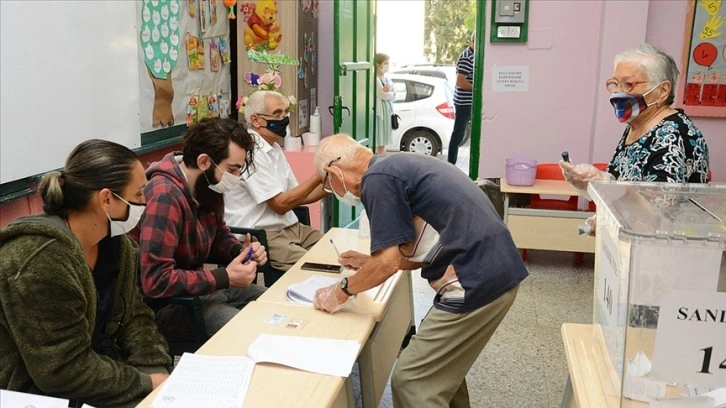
[229,205,311,287]
[144,205,312,357]
[143,295,208,358]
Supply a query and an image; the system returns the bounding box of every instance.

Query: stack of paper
[151,334,361,407]
[151,353,254,408]
[287,275,339,304]
[0,390,69,408]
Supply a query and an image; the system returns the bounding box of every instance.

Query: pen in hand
[245,246,254,263]
[329,239,341,258]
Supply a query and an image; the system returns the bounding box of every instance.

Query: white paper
[248,333,360,377]
[151,353,254,408]
[652,290,726,388]
[0,390,68,408]
[492,66,529,92]
[287,275,339,304]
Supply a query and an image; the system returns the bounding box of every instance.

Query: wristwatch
[339,277,354,297]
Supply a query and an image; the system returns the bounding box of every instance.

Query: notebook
[287,275,340,304]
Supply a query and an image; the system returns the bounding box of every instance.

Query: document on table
[0,389,69,408]
[249,333,360,377]
[151,353,254,408]
[287,275,339,304]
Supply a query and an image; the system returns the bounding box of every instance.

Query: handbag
[391,114,401,130]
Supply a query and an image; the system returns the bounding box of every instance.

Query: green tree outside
[423,0,476,64]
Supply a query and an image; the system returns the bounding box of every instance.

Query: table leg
[561,375,574,408]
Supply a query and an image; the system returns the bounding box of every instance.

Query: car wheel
[401,130,441,156]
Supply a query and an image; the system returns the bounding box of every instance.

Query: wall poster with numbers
[679,0,726,117]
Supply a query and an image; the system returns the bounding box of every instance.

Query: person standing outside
[312,134,528,407]
[374,53,396,154]
[448,32,475,165]
[130,118,267,337]
[225,90,326,274]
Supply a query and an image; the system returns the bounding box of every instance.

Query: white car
[384,73,455,156]
[392,64,458,89]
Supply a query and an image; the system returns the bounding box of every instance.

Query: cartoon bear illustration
[244,0,282,50]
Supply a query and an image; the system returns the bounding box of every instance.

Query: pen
[329,239,341,257]
[689,198,724,223]
[246,247,254,263]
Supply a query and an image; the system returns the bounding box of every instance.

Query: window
[391,79,434,103]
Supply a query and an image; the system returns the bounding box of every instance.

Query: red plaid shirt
[129,153,243,298]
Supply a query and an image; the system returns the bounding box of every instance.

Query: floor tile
[356,249,595,408]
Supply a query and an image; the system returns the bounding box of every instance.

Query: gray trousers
[391,285,519,408]
[155,285,266,339]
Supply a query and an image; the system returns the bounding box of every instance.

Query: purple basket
[505,156,537,186]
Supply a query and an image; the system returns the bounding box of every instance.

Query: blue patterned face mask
[609,84,660,123]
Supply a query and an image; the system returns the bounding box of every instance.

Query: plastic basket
[505,156,537,186]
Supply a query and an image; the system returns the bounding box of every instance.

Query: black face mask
[265,116,290,137]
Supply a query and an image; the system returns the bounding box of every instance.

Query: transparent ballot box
[588,181,725,407]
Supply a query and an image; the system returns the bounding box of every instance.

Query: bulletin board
[679,0,726,117]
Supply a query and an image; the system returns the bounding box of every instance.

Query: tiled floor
[353,250,595,408]
[351,143,596,407]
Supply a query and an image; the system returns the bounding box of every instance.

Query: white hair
[614,43,679,105]
[313,134,369,177]
[244,90,288,124]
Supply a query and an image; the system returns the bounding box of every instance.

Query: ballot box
[588,181,725,407]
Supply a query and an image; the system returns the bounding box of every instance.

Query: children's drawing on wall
[186,33,205,70]
[240,0,282,51]
[140,0,180,127]
[682,0,726,116]
[138,0,233,133]
[224,0,237,19]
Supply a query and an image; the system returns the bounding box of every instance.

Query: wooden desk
[501,178,595,253]
[136,301,374,408]
[258,228,416,408]
[561,324,680,408]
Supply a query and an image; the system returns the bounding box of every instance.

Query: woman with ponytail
[0,140,171,407]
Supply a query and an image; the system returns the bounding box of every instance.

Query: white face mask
[331,167,362,207]
[336,190,362,207]
[106,193,145,237]
[207,162,240,194]
[381,65,389,74]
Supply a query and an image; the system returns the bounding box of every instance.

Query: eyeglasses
[322,156,342,194]
[605,78,649,94]
[257,111,288,120]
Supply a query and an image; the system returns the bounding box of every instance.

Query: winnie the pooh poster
[240,0,283,51]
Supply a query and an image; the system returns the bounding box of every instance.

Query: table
[561,324,683,408]
[501,178,595,253]
[258,228,416,408]
[136,301,375,408]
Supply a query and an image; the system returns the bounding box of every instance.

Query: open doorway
[375,0,476,174]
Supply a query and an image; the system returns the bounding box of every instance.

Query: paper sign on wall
[492,66,529,92]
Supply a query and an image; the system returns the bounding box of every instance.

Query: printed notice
[492,66,529,92]
[652,290,726,388]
